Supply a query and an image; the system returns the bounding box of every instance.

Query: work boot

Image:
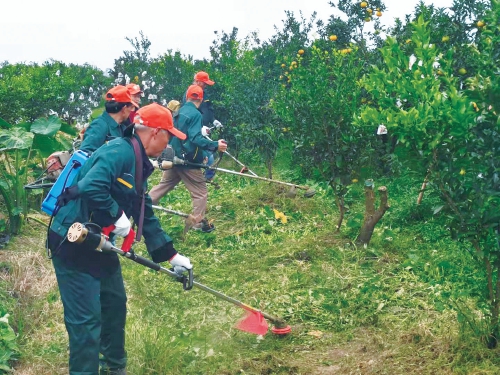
[205,178,221,190]
[100,368,127,375]
[192,220,216,233]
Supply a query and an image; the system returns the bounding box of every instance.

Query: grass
[1,157,500,374]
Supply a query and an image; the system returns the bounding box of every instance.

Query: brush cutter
[152,205,203,235]
[203,134,258,177]
[66,222,291,336]
[158,153,316,198]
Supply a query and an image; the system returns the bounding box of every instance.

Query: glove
[56,185,79,207]
[169,253,193,275]
[112,211,132,237]
[201,126,211,137]
[213,120,223,129]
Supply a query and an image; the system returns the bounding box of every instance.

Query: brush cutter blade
[235,310,269,335]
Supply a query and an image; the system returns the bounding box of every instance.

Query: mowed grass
[2,158,500,374]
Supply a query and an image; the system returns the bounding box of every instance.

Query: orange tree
[357,8,500,346]
[207,28,283,177]
[271,42,367,230]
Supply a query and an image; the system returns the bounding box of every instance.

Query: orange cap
[133,103,186,140]
[186,85,204,101]
[105,85,133,104]
[194,71,215,85]
[126,83,143,95]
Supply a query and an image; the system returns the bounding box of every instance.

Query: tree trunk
[355,180,390,246]
[335,194,345,232]
[266,159,273,180]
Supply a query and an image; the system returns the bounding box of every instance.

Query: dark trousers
[52,256,127,374]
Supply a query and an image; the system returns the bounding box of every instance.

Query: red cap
[105,85,133,104]
[126,83,143,95]
[194,71,215,85]
[186,85,204,101]
[133,103,186,140]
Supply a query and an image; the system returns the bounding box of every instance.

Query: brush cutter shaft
[152,205,189,218]
[191,281,285,325]
[204,135,257,177]
[213,167,310,191]
[221,151,258,176]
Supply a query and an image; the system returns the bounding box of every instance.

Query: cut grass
[1,163,500,374]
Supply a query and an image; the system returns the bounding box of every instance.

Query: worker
[79,85,138,153]
[149,85,227,233]
[48,103,191,375]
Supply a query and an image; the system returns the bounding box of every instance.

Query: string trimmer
[157,151,316,198]
[66,222,291,336]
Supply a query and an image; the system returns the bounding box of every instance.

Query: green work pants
[52,256,127,374]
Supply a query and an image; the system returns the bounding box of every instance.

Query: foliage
[110,32,198,107]
[357,9,500,344]
[0,61,110,125]
[0,116,74,234]
[0,312,18,373]
[272,40,368,229]
[208,28,283,177]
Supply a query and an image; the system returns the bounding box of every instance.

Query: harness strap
[130,137,145,241]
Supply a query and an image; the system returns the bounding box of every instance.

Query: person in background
[79,85,138,153]
[184,71,223,183]
[48,103,191,375]
[125,83,143,124]
[149,85,227,233]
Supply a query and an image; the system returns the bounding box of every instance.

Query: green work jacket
[50,135,175,276]
[80,111,127,153]
[182,88,215,126]
[170,102,218,166]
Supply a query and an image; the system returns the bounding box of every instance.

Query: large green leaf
[60,121,79,136]
[0,117,11,129]
[30,115,61,137]
[32,134,65,158]
[0,128,34,151]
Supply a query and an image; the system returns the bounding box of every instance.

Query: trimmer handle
[102,225,136,252]
[172,268,194,290]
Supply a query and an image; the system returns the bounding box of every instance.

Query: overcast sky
[1,0,452,71]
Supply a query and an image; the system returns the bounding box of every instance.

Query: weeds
[1,160,500,374]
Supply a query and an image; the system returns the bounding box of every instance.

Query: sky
[1,0,453,72]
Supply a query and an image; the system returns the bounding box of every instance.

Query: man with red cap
[149,85,227,232]
[126,83,143,123]
[48,103,191,374]
[80,85,139,153]
[185,71,223,183]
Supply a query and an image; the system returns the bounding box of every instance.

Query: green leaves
[30,115,61,137]
[0,128,33,151]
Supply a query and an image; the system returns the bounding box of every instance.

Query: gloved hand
[217,139,228,153]
[112,211,132,237]
[169,253,193,275]
[201,126,211,137]
[56,185,79,207]
[213,119,223,129]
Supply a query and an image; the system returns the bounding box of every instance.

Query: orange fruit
[477,20,485,27]
[365,17,371,22]
[376,11,382,17]
[442,36,450,42]
[329,34,338,41]
[360,1,368,8]
[458,68,467,75]
[298,49,305,55]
